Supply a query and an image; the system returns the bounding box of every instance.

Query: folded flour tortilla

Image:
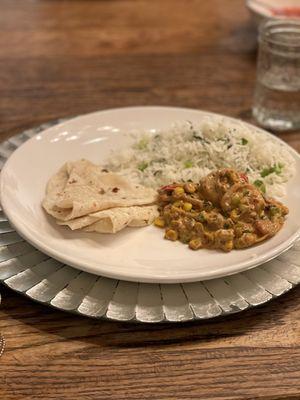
[43,159,157,221]
[57,205,159,234]
[43,159,158,234]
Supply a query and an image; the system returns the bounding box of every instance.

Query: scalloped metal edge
[0,334,5,357]
[0,119,299,323]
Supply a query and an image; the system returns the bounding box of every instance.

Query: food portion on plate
[42,159,158,234]
[106,119,295,198]
[42,159,289,253]
[154,169,289,252]
[42,119,293,252]
[3,107,299,282]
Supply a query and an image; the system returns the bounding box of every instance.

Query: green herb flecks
[136,137,149,150]
[184,160,194,169]
[253,179,266,194]
[260,163,284,178]
[269,206,280,217]
[192,132,210,144]
[137,161,149,172]
[241,138,248,145]
[198,212,206,223]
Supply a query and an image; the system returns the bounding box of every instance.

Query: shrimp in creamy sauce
[154,169,288,252]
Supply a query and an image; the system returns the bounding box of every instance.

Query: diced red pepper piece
[240,173,248,183]
[160,184,180,191]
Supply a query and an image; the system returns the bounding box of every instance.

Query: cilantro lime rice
[105,119,295,197]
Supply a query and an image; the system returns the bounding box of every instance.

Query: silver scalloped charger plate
[0,209,299,322]
[0,118,299,322]
[1,107,300,284]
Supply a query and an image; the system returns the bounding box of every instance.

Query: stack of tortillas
[43,159,158,234]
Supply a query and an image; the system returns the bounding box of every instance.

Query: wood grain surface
[0,1,299,399]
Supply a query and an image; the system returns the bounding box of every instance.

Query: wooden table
[0,1,299,399]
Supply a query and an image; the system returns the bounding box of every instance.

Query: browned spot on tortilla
[98,188,105,194]
[69,179,77,184]
[101,168,108,173]
[112,187,119,193]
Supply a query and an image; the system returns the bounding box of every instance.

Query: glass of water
[253,19,300,131]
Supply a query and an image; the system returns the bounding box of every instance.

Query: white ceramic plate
[1,106,300,283]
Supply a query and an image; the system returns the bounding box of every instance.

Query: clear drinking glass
[253,19,300,131]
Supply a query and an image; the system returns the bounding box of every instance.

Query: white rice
[105,118,296,198]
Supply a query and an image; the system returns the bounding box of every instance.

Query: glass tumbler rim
[259,19,300,48]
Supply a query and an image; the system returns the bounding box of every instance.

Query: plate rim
[1,106,300,283]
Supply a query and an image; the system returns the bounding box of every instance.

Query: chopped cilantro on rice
[105,119,295,198]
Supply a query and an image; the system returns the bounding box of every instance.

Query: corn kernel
[173,186,185,196]
[154,217,165,228]
[231,194,240,207]
[165,229,178,241]
[184,183,196,193]
[173,201,182,208]
[230,209,240,221]
[222,240,234,252]
[183,202,192,211]
[189,238,203,250]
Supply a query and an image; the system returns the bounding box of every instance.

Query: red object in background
[272,7,300,17]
